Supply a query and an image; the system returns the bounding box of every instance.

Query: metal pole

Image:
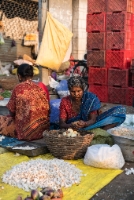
[38,0,48,82]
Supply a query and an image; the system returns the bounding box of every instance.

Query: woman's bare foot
[102,123,118,130]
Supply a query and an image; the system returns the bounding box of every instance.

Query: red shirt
[7,80,50,140]
[60,96,97,122]
[37,82,50,101]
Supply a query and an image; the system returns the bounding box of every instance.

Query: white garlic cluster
[112,127,134,139]
[125,168,134,175]
[63,128,79,137]
[2,158,83,191]
[12,146,36,150]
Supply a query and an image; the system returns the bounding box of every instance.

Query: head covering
[68,76,88,91]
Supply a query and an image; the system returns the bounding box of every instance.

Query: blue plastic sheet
[0,135,24,148]
[50,99,61,123]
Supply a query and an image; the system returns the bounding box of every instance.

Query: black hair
[17,64,33,77]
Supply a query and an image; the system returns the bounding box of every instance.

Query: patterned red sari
[0,80,50,141]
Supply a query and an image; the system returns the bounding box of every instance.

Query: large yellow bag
[36,12,73,72]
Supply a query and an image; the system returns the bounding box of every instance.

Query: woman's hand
[71,120,87,129]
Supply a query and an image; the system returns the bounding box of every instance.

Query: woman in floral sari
[59,76,126,130]
[0,64,50,141]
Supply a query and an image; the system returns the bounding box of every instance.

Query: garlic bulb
[62,129,79,137]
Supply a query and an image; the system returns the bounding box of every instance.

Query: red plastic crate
[106,12,134,31]
[107,0,133,12]
[126,87,134,106]
[87,50,105,67]
[106,31,134,50]
[89,85,108,102]
[87,0,106,13]
[87,32,105,50]
[129,72,134,87]
[86,13,106,32]
[88,67,107,85]
[106,50,134,69]
[108,87,126,104]
[108,68,129,87]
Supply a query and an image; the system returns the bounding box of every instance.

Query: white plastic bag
[84,144,125,169]
[48,76,59,89]
[56,80,70,98]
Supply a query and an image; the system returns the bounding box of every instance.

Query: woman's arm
[86,112,97,126]
[59,119,73,129]
[76,112,97,129]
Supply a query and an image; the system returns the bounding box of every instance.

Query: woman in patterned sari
[59,76,126,130]
[0,64,50,141]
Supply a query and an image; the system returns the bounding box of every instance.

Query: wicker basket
[43,130,94,160]
[0,75,19,90]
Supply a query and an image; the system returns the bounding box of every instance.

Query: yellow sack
[36,12,73,72]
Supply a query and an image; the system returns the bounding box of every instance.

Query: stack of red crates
[127,59,134,105]
[87,0,108,102]
[87,0,134,105]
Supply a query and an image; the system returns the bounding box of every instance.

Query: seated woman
[0,64,50,141]
[59,76,126,130]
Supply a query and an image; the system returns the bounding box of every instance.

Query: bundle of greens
[0,90,11,98]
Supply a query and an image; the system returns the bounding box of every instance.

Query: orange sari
[0,80,50,141]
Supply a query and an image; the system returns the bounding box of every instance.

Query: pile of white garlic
[2,158,83,191]
[63,128,80,137]
[111,127,134,139]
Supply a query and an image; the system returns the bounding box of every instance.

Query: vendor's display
[84,144,125,169]
[2,158,83,191]
[108,126,134,162]
[110,126,134,140]
[18,188,63,200]
[43,129,94,160]
[0,152,123,200]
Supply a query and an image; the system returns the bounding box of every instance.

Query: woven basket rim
[43,130,94,160]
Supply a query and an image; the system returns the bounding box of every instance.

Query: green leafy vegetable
[0,90,11,98]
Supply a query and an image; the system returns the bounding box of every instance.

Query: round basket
[43,130,94,160]
[0,75,19,90]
